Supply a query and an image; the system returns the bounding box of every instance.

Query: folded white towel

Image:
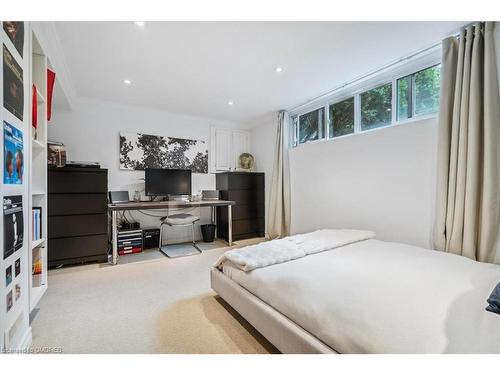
[215,229,376,272]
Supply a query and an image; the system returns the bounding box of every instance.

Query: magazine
[3,22,24,57]
[3,44,24,121]
[3,121,24,184]
[3,195,24,259]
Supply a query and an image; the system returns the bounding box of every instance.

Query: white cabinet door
[210,127,251,172]
[232,131,250,169]
[214,127,232,171]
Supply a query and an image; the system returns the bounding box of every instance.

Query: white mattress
[222,239,500,353]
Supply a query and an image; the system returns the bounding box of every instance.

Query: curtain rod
[286,22,475,114]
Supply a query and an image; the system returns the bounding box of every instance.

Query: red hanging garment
[47,69,56,121]
[32,84,38,129]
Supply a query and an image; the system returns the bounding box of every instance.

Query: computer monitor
[145,168,192,197]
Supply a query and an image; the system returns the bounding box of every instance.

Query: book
[32,207,42,241]
[32,248,42,287]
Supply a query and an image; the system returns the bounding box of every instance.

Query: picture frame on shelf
[15,284,21,301]
[14,258,20,277]
[5,265,13,286]
[6,290,13,312]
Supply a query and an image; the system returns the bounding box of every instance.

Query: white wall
[250,114,278,236]
[48,98,245,243]
[289,118,438,248]
[250,114,440,249]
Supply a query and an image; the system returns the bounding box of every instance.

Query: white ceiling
[54,21,468,125]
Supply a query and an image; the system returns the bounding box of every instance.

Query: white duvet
[220,238,500,353]
[215,229,375,271]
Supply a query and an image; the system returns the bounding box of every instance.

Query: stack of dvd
[117,229,143,255]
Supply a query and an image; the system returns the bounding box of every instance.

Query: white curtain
[433,22,500,263]
[267,111,291,239]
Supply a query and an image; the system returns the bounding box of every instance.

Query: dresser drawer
[231,204,264,220]
[48,234,108,262]
[216,218,265,240]
[227,173,264,190]
[233,218,265,235]
[48,193,107,216]
[48,214,107,238]
[222,190,264,206]
[48,170,107,193]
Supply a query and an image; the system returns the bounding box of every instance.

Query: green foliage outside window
[329,97,354,138]
[414,65,440,116]
[299,108,324,144]
[361,83,392,130]
[397,75,411,121]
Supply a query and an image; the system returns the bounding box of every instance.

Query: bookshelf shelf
[31,238,46,249]
[32,139,45,149]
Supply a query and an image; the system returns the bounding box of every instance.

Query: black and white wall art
[119,132,208,173]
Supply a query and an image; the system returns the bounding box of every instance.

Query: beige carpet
[30,239,278,354]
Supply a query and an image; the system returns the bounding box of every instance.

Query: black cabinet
[216,172,265,241]
[48,167,108,267]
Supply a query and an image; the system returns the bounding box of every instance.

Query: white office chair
[159,207,201,258]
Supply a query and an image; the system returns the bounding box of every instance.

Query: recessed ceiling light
[275,66,283,73]
[227,101,234,106]
[123,79,132,85]
[134,21,145,27]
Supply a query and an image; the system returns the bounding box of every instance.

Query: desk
[108,199,235,265]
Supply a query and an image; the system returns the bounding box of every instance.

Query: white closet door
[232,131,250,169]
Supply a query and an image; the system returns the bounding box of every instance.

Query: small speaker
[202,190,219,200]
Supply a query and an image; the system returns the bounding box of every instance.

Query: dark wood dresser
[48,167,108,267]
[216,172,265,241]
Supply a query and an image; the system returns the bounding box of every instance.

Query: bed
[211,230,500,354]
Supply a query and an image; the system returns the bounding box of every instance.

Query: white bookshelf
[1,22,32,351]
[28,32,48,313]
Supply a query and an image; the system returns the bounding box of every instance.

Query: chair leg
[192,222,201,253]
[159,223,164,247]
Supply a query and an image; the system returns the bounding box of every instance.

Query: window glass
[397,75,411,121]
[290,64,441,148]
[329,97,354,138]
[414,65,440,116]
[299,108,325,144]
[360,83,392,131]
